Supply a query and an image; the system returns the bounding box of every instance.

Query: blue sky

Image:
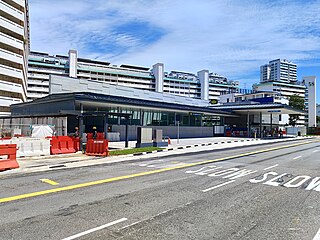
[29,0,320,103]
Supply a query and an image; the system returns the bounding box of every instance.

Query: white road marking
[313,150,319,153]
[202,180,235,192]
[312,227,320,240]
[263,164,279,171]
[293,156,302,160]
[62,218,127,240]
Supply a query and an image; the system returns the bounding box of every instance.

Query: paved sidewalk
[0,136,314,177]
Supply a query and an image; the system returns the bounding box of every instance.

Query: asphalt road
[0,138,320,240]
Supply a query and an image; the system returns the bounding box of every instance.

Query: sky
[29,0,320,103]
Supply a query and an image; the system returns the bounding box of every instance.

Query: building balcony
[0,95,22,107]
[0,32,23,50]
[0,0,25,22]
[28,73,50,80]
[0,63,23,79]
[0,47,23,65]
[0,16,24,37]
[27,86,49,92]
[26,92,49,99]
[0,79,23,94]
[10,0,25,8]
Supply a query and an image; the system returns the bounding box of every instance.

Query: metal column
[260,112,262,138]
[247,112,250,137]
[104,113,108,140]
[79,103,84,152]
[125,117,129,148]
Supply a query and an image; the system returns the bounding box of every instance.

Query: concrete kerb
[0,136,315,177]
[19,137,301,161]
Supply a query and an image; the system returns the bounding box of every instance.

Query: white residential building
[260,59,297,83]
[0,0,29,115]
[27,50,239,102]
[253,81,306,99]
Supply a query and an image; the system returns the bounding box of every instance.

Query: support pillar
[260,112,262,138]
[247,112,250,137]
[125,117,129,148]
[104,113,108,140]
[78,116,84,152]
[79,103,84,152]
[270,113,273,137]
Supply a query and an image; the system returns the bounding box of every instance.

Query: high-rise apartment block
[27,50,239,102]
[260,59,297,83]
[0,0,29,115]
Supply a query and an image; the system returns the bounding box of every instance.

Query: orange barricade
[86,139,109,156]
[0,144,19,171]
[96,132,104,139]
[87,133,93,139]
[57,136,75,154]
[72,137,80,152]
[86,132,104,139]
[50,136,76,155]
[50,137,61,154]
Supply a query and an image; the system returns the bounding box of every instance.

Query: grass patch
[109,147,164,156]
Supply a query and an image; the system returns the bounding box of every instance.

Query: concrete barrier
[0,138,51,157]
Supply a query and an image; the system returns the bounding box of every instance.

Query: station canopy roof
[11,92,235,117]
[211,103,306,115]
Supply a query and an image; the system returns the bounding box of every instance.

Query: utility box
[153,129,168,147]
[136,127,153,148]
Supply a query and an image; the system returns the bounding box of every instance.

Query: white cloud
[29,0,320,82]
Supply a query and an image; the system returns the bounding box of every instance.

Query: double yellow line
[0,140,317,204]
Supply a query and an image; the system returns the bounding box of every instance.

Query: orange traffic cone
[168,137,171,145]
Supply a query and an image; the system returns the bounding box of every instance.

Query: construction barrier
[50,136,76,155]
[15,138,51,157]
[86,132,105,140]
[0,144,19,171]
[86,139,109,156]
[107,132,120,142]
[72,137,80,152]
[0,138,51,158]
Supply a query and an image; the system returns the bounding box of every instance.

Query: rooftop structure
[27,50,239,102]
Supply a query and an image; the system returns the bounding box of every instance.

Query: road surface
[0,138,319,239]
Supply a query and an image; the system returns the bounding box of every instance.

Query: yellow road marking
[40,179,59,186]
[0,140,317,204]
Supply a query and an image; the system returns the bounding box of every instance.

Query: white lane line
[293,156,302,160]
[313,150,319,153]
[62,218,127,240]
[202,180,235,193]
[312,227,320,240]
[263,164,279,171]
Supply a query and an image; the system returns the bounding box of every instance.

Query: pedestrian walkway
[0,136,313,177]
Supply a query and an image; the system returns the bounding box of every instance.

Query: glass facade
[80,104,222,132]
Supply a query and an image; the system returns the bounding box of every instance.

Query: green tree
[317,116,320,126]
[288,95,305,126]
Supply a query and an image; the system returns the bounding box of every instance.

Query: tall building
[255,59,306,126]
[27,50,239,102]
[260,59,297,83]
[0,0,29,115]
